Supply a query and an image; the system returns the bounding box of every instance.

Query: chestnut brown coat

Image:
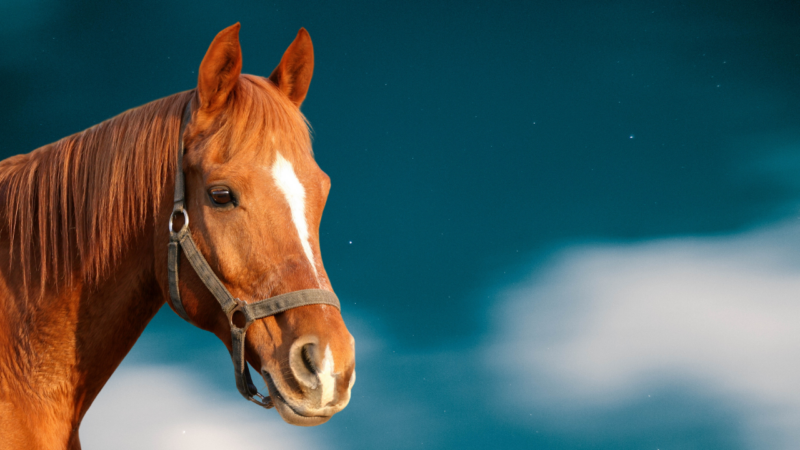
[0,24,355,449]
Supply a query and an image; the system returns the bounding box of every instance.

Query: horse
[0,23,356,449]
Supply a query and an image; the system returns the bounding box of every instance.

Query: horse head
[157,23,355,426]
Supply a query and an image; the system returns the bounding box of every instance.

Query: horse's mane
[0,90,190,296]
[0,74,311,299]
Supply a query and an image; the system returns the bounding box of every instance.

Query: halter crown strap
[167,99,340,409]
[166,102,194,322]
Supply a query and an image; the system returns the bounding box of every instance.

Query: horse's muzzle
[261,334,355,426]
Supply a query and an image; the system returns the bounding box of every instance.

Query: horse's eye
[208,187,234,206]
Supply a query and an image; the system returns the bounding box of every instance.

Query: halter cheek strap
[167,100,341,409]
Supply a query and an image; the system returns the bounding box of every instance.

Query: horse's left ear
[198,23,243,113]
[269,28,314,107]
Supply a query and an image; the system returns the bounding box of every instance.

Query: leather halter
[167,100,341,409]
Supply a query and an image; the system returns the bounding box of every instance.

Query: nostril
[301,344,318,374]
[289,339,322,390]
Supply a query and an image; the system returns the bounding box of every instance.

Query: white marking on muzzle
[271,152,319,283]
[319,345,336,406]
[348,369,356,390]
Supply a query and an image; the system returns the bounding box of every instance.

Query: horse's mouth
[263,371,332,427]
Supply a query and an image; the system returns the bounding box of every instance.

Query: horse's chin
[264,372,332,427]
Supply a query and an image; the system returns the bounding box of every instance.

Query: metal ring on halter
[169,209,189,234]
[248,393,273,408]
[227,299,251,331]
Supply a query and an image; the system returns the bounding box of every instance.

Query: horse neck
[0,220,164,446]
[0,95,184,443]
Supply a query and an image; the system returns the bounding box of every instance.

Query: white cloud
[81,365,324,450]
[487,221,800,449]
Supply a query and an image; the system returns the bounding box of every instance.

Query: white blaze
[319,345,336,406]
[271,152,319,282]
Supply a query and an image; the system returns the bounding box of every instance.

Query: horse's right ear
[269,28,314,107]
[197,23,242,114]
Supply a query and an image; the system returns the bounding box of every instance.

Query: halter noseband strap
[167,100,341,409]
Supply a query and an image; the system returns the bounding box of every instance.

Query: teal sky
[2,1,799,449]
